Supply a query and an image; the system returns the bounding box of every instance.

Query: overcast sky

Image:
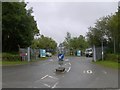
[25,1,118,44]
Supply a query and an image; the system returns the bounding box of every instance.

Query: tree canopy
[86,10,119,53]
[2,2,39,52]
[63,32,88,51]
[31,35,57,53]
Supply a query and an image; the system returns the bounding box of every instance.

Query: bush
[104,53,119,62]
[2,53,20,61]
[118,54,120,63]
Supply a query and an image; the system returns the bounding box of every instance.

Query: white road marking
[67,67,71,72]
[69,62,71,65]
[48,75,58,80]
[41,75,48,80]
[86,70,92,74]
[44,83,51,88]
[52,82,58,88]
[103,71,107,74]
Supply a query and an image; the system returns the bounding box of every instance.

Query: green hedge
[2,53,21,61]
[104,53,119,62]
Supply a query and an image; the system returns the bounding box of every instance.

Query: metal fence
[19,48,40,61]
[93,46,107,61]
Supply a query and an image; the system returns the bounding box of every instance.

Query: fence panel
[95,47,107,60]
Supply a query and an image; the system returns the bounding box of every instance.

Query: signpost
[56,53,65,72]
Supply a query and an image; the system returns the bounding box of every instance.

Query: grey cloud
[26,2,118,44]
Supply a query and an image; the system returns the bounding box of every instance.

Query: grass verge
[0,57,48,66]
[0,61,29,66]
[93,60,120,69]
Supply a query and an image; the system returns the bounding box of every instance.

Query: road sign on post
[27,47,30,62]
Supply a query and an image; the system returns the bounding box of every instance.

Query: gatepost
[93,45,96,62]
[28,47,30,62]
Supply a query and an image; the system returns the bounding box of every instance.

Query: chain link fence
[93,46,107,61]
[19,48,40,61]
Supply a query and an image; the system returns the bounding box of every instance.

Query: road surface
[2,56,118,88]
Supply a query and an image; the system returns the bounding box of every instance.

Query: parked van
[85,48,93,57]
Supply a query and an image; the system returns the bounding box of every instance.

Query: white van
[85,48,93,57]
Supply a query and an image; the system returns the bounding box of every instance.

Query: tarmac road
[2,56,118,88]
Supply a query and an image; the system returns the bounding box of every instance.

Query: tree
[63,32,88,55]
[86,12,119,53]
[87,27,102,46]
[2,2,39,52]
[118,5,120,53]
[31,35,57,53]
[69,35,88,51]
[87,16,112,46]
[107,13,119,53]
[0,2,2,53]
[63,32,71,49]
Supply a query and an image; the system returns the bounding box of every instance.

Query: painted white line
[67,67,71,72]
[44,83,51,88]
[52,82,58,88]
[69,62,71,65]
[41,75,48,80]
[48,75,58,79]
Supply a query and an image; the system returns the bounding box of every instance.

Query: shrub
[2,53,20,61]
[118,54,120,63]
[104,53,119,62]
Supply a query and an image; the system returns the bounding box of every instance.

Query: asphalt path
[2,56,118,88]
